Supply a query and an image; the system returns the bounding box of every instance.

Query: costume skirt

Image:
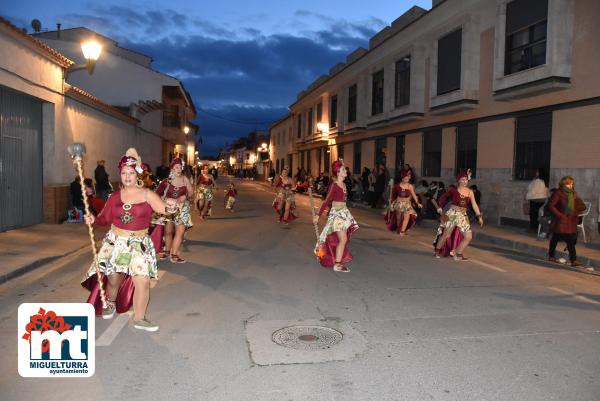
[317,205,359,267]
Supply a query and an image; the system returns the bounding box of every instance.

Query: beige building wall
[405,133,423,174]
[477,119,514,169]
[361,140,375,170]
[551,103,600,169]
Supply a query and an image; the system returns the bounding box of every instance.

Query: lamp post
[65,40,103,79]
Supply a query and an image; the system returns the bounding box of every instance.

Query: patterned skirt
[83,226,158,280]
[442,207,471,233]
[81,226,158,315]
[393,199,417,215]
[272,189,297,222]
[196,185,214,202]
[151,201,193,227]
[317,205,359,267]
[225,196,236,209]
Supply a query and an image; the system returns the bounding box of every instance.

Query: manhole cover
[272,325,343,351]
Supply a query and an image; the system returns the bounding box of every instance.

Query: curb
[0,244,90,285]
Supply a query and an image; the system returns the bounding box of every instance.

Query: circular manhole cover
[272,325,343,351]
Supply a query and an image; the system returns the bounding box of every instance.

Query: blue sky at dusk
[3,0,431,156]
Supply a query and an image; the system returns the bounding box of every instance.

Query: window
[324,147,330,172]
[338,143,344,160]
[276,159,280,173]
[395,56,411,107]
[422,130,442,177]
[297,114,302,139]
[371,70,384,115]
[437,29,462,95]
[456,124,478,177]
[330,95,338,128]
[353,141,362,174]
[281,158,285,170]
[505,0,548,75]
[163,105,180,127]
[307,108,313,135]
[307,150,312,174]
[375,137,387,167]
[348,84,357,123]
[316,102,323,123]
[514,113,551,181]
[395,135,405,173]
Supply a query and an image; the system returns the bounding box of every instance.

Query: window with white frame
[504,0,548,75]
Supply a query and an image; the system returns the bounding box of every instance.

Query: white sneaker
[102,302,116,320]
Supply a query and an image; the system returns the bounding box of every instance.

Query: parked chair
[577,201,592,243]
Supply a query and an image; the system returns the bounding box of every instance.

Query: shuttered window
[437,29,462,95]
[423,130,442,177]
[514,113,552,180]
[456,124,478,177]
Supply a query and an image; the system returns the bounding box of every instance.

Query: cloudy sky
[4,0,431,156]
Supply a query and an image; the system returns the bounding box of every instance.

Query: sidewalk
[0,224,94,284]
[252,179,600,273]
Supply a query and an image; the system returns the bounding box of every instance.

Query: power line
[197,107,283,126]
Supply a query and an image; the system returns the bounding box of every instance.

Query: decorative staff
[67,143,106,309]
[308,187,325,258]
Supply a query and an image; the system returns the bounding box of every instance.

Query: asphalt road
[1,177,599,401]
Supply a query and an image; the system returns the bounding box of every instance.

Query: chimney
[56,23,61,39]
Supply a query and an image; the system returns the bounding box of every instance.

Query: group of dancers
[81,147,479,332]
[271,160,484,274]
[81,148,237,332]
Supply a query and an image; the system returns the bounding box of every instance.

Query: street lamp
[66,40,102,78]
[183,125,190,134]
[316,122,329,138]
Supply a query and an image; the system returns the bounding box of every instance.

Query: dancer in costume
[433,170,483,260]
[385,169,422,235]
[154,158,193,263]
[196,164,216,219]
[82,148,177,332]
[272,166,297,224]
[313,160,359,272]
[224,182,237,212]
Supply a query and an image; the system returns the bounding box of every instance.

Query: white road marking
[417,241,433,248]
[96,311,133,346]
[471,259,507,273]
[548,286,600,305]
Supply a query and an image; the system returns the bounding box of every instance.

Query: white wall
[0,29,161,185]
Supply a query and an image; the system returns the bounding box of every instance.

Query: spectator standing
[94,160,111,199]
[548,176,586,267]
[372,165,386,208]
[526,168,549,232]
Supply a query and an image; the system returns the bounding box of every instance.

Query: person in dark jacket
[371,165,386,208]
[548,176,587,267]
[70,176,84,209]
[94,160,111,199]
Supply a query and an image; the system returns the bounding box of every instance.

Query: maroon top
[95,191,153,230]
[226,188,237,197]
[393,184,412,199]
[438,187,471,208]
[318,183,347,216]
[197,175,214,186]
[549,189,586,234]
[156,180,187,199]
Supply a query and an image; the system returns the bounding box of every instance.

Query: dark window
[437,29,462,95]
[348,84,357,123]
[514,113,552,181]
[353,142,362,174]
[287,154,292,170]
[307,108,313,135]
[395,135,405,173]
[422,130,442,177]
[338,143,344,160]
[297,114,302,139]
[324,147,330,173]
[375,137,387,167]
[395,56,411,108]
[505,0,548,75]
[317,102,323,122]
[307,150,312,174]
[456,124,478,177]
[276,159,280,173]
[163,105,180,128]
[330,95,338,128]
[371,70,384,115]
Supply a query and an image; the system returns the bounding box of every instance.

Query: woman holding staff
[82,148,177,332]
